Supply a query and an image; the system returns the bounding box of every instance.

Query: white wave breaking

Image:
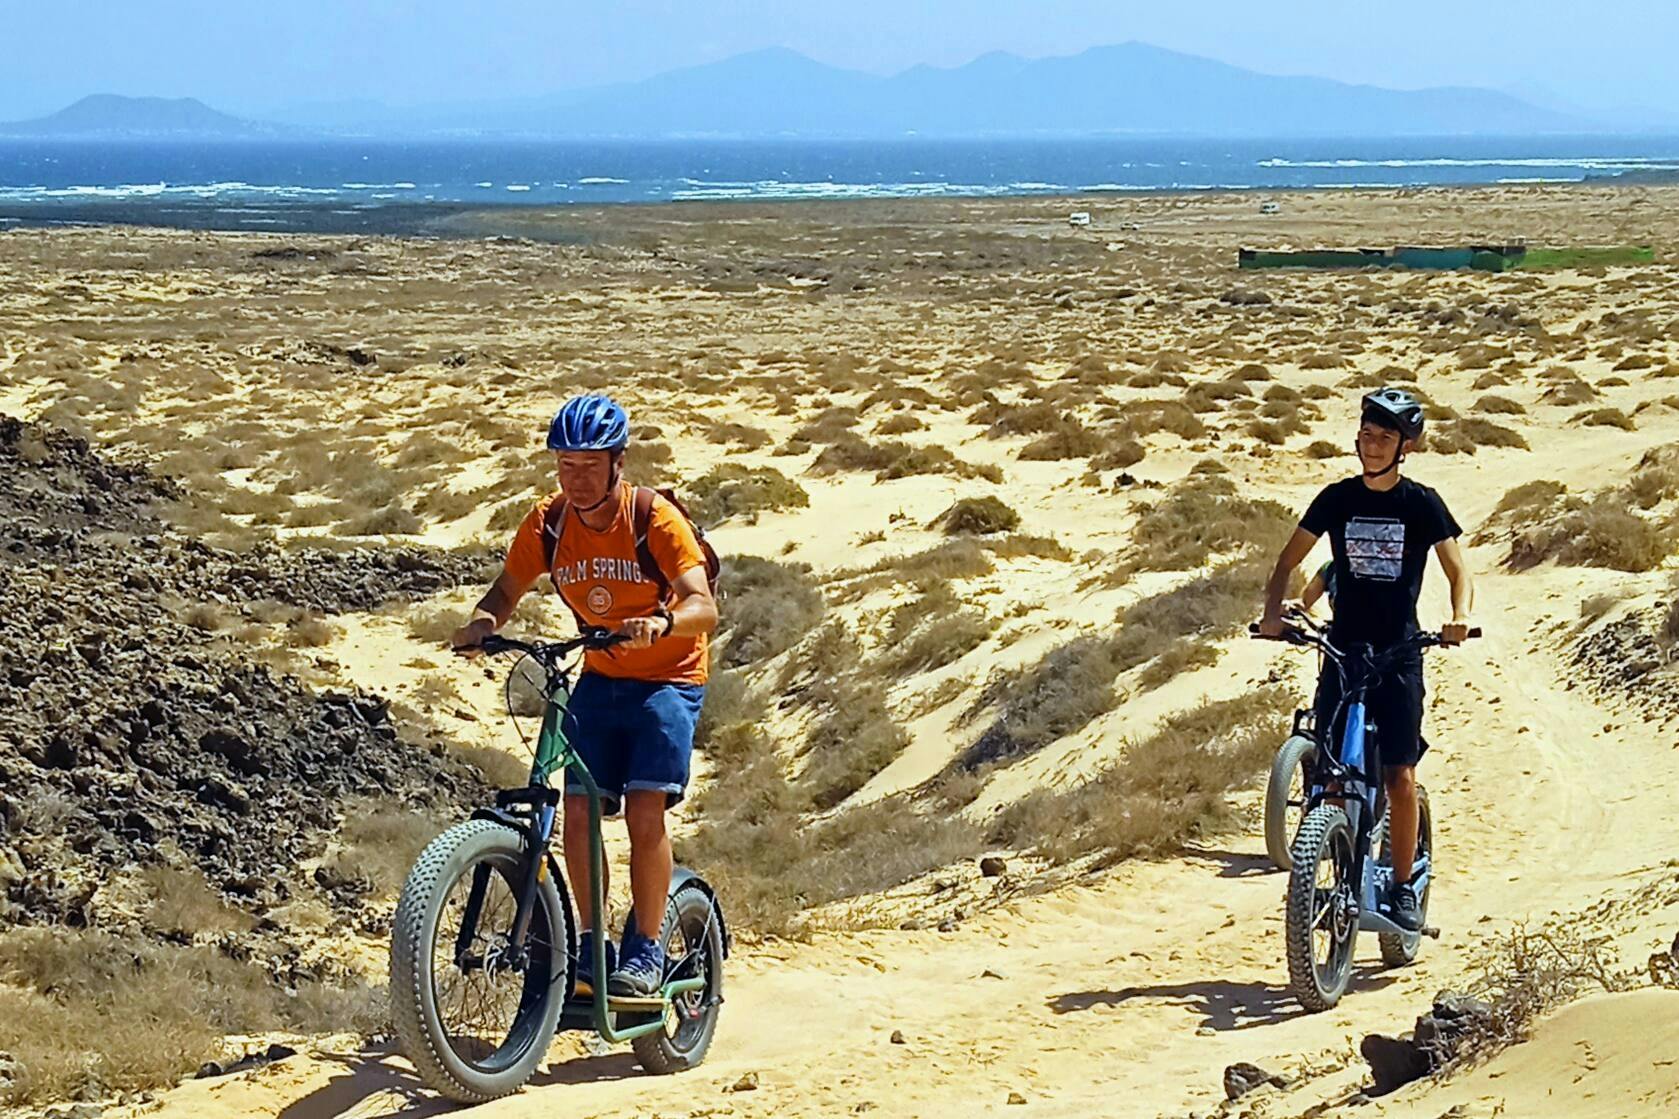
[1258,155,1679,171]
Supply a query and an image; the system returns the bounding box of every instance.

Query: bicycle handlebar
[468,628,629,661]
[1247,621,1481,658]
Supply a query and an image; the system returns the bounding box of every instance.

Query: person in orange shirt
[452,394,718,997]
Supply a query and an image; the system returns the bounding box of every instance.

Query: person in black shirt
[1260,388,1475,932]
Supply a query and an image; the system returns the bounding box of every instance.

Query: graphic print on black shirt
[1345,517,1405,582]
[1300,477,1461,651]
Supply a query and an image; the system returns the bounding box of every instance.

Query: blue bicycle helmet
[546,394,629,452]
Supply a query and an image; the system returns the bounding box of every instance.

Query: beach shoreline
[2,171,1675,240]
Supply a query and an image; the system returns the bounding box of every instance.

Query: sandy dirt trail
[125,539,1679,1119]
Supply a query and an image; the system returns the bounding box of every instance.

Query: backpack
[540,486,721,604]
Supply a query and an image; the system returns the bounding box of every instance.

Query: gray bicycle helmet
[1361,388,1425,442]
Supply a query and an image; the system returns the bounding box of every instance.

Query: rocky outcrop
[0,416,487,923]
[1359,993,1494,1094]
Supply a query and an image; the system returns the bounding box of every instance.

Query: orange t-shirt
[504,482,709,685]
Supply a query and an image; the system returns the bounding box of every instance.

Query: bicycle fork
[453,800,557,973]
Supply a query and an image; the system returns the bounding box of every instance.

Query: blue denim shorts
[561,673,705,815]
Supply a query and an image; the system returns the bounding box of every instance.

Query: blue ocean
[2,135,1677,229]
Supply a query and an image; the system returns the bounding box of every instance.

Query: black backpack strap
[632,485,672,598]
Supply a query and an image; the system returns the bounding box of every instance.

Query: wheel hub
[479,932,518,978]
[1332,887,1356,940]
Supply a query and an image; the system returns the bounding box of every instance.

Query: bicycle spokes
[664,904,716,1047]
[433,855,551,1069]
[1312,828,1356,985]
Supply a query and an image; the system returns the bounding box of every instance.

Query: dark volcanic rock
[1222,1061,1287,1101]
[1360,992,1494,1094]
[0,416,489,924]
[1,413,493,614]
[1571,609,1679,719]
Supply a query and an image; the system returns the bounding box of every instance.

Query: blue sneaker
[608,929,666,997]
[574,932,617,998]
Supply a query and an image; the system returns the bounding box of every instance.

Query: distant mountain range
[2,44,1600,140]
[0,94,293,138]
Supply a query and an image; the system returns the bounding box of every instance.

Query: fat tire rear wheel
[1264,734,1317,870]
[1379,786,1433,966]
[631,884,725,1075]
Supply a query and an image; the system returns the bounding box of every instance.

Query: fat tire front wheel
[1285,805,1357,1012]
[390,819,572,1103]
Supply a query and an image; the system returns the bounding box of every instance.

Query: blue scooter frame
[1253,613,1478,1010]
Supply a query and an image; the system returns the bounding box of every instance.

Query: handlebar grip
[1468,627,1483,639]
[1249,621,1307,644]
[581,627,632,650]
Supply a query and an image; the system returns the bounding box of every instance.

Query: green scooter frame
[466,630,726,1047]
[392,628,726,1102]
[532,688,708,1042]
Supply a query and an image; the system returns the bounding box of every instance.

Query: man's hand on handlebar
[1440,619,1474,646]
[451,617,496,658]
[617,613,671,650]
[1257,613,1288,640]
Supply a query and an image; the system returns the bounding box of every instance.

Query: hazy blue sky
[3,1,1675,119]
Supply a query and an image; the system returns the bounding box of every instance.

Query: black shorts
[1313,661,1427,770]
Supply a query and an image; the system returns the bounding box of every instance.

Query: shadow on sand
[271,1045,645,1118]
[1047,968,1397,1032]
[1182,847,1279,879]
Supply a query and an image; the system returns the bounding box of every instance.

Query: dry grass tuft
[990,688,1291,865]
[1474,394,1527,415]
[1485,479,1674,573]
[811,435,1003,483]
[716,556,825,668]
[880,604,997,678]
[1091,436,1146,471]
[1123,399,1206,440]
[687,463,809,527]
[450,741,532,788]
[681,682,981,935]
[706,421,773,450]
[1111,474,1294,580]
[876,413,925,436]
[1574,407,1636,431]
[1303,439,1343,460]
[321,797,450,900]
[140,865,256,936]
[1464,923,1633,1056]
[1426,417,1530,454]
[938,495,1021,535]
[0,927,384,1105]
[1018,417,1104,461]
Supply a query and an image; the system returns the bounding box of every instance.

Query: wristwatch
[653,605,674,637]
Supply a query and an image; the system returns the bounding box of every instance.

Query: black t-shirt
[1300,476,1462,652]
